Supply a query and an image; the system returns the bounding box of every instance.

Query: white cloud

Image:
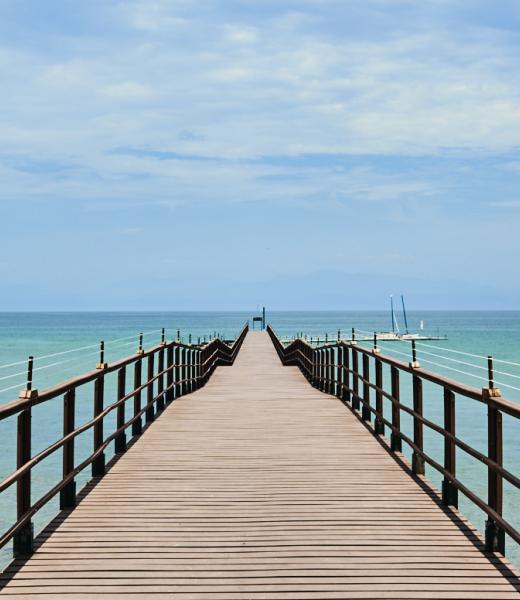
[1,1,520,209]
[100,81,155,100]
[223,25,259,44]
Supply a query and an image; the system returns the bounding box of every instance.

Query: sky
[1,0,520,310]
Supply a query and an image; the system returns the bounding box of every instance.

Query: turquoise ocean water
[0,311,519,570]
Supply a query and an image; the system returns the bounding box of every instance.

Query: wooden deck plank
[0,331,518,598]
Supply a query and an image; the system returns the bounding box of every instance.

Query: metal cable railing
[0,323,248,559]
[267,324,520,558]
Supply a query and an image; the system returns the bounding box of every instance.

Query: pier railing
[0,323,248,558]
[267,325,520,557]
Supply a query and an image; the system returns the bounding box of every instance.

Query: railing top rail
[266,323,520,556]
[266,325,520,419]
[0,323,249,422]
[0,321,249,559]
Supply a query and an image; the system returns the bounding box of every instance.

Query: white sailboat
[375,296,447,341]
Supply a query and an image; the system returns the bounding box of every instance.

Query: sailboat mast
[401,295,409,334]
[390,295,395,333]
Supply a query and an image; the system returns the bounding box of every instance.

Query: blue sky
[1,0,520,310]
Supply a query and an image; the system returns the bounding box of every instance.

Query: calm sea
[0,311,519,570]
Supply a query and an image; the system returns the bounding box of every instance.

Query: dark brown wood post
[195,349,201,389]
[157,347,165,412]
[166,344,174,403]
[201,347,206,387]
[442,388,458,507]
[189,348,194,392]
[312,348,317,387]
[375,358,384,434]
[336,345,343,397]
[115,367,126,454]
[145,353,155,424]
[92,374,105,476]
[485,403,504,553]
[60,389,76,509]
[198,348,202,387]
[327,348,333,394]
[352,348,360,410]
[342,345,350,403]
[321,349,326,392]
[390,366,402,452]
[132,358,142,436]
[327,347,332,395]
[316,349,321,390]
[184,348,190,392]
[412,375,425,474]
[314,348,318,388]
[362,353,371,421]
[174,346,181,397]
[180,348,186,395]
[13,407,33,557]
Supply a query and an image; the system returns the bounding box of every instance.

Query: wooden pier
[0,330,519,597]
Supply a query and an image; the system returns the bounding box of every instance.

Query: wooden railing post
[336,345,343,397]
[174,346,181,397]
[412,375,425,474]
[189,348,195,392]
[362,353,371,421]
[166,345,174,403]
[13,407,33,557]
[311,348,317,387]
[375,358,384,435]
[342,345,350,403]
[196,349,201,389]
[157,347,165,412]
[321,348,329,393]
[132,358,142,436]
[60,389,76,509]
[352,348,360,410]
[115,367,126,454]
[390,366,402,452]
[327,348,333,394]
[145,353,155,424]
[316,349,322,391]
[92,374,105,477]
[185,348,190,392]
[181,348,187,395]
[442,388,458,507]
[485,402,505,554]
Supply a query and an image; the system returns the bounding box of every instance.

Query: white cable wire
[415,339,520,369]
[355,327,520,375]
[416,348,489,372]
[416,356,490,384]
[0,359,30,371]
[30,342,101,361]
[493,380,520,393]
[359,338,520,394]
[492,368,520,381]
[104,329,162,346]
[0,368,30,383]
[0,329,162,371]
[415,347,520,381]
[372,343,412,360]
[32,339,141,376]
[0,381,27,394]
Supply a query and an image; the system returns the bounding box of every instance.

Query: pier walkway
[1,332,519,598]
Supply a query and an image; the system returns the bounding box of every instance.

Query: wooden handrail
[267,324,520,556]
[0,322,249,559]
